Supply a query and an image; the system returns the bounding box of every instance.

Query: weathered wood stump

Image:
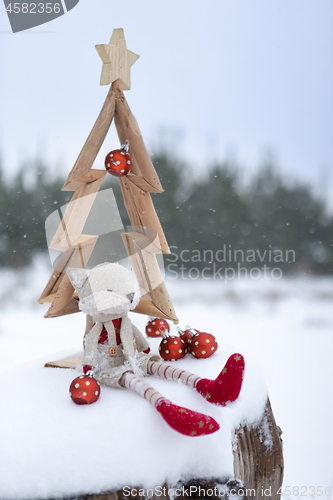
[233,398,284,500]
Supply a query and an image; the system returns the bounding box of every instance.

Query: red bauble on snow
[177,326,200,350]
[69,375,101,405]
[105,141,132,177]
[146,317,170,338]
[188,329,218,359]
[159,330,186,362]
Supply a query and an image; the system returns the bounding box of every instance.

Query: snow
[0,257,333,499]
[0,351,266,500]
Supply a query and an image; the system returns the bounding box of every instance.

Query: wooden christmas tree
[39,29,178,350]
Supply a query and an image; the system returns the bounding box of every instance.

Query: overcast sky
[0,0,332,202]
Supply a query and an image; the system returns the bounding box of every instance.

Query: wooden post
[233,398,284,500]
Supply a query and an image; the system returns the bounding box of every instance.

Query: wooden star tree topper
[96,28,139,89]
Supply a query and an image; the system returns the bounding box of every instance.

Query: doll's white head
[67,262,140,316]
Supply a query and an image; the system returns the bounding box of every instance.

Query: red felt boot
[156,400,220,437]
[196,353,245,406]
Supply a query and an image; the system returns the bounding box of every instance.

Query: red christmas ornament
[146,317,170,338]
[158,330,186,362]
[188,327,218,359]
[69,375,101,405]
[177,326,200,350]
[105,141,132,177]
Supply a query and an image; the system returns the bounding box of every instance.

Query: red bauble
[159,333,186,362]
[69,375,101,405]
[146,318,170,338]
[189,331,218,359]
[177,326,200,349]
[105,146,132,177]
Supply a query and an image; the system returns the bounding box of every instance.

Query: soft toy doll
[67,262,245,437]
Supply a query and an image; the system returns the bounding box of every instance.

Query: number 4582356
[6,3,61,14]
[278,486,332,497]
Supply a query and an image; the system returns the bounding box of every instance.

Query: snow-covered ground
[0,256,332,499]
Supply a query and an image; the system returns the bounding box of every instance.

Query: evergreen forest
[0,153,332,276]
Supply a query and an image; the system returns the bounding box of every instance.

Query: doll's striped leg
[121,372,165,407]
[121,372,219,437]
[147,360,201,388]
[148,354,245,406]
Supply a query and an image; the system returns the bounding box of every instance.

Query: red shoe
[196,353,245,406]
[156,400,219,437]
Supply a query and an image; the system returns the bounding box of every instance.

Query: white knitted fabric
[67,263,140,316]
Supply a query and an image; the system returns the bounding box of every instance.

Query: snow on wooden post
[233,398,284,500]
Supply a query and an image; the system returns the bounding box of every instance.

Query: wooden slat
[133,298,178,323]
[44,273,77,318]
[39,290,78,305]
[118,176,143,228]
[115,115,162,193]
[126,172,163,193]
[45,356,83,369]
[128,181,169,254]
[62,87,115,190]
[38,248,74,304]
[44,239,97,318]
[119,177,169,254]
[122,232,178,323]
[62,169,107,192]
[50,178,104,252]
[113,80,163,193]
[114,116,142,177]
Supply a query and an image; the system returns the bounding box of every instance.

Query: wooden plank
[121,232,153,296]
[39,235,96,304]
[38,248,74,304]
[44,240,97,318]
[115,115,162,193]
[62,169,107,192]
[122,232,178,323]
[39,291,79,305]
[114,116,142,176]
[44,273,77,318]
[118,176,143,229]
[113,80,164,193]
[50,177,104,252]
[62,87,115,189]
[133,298,179,324]
[126,172,163,193]
[118,177,169,254]
[45,357,83,369]
[233,398,284,500]
[71,234,99,249]
[127,181,170,254]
